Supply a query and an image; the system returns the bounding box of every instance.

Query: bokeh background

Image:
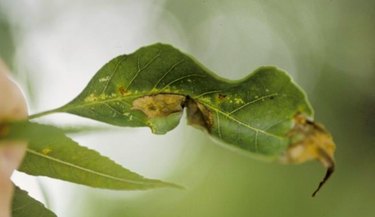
[1,0,374,216]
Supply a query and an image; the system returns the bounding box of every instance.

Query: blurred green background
[1,0,374,216]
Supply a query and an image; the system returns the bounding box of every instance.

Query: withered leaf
[280,114,335,196]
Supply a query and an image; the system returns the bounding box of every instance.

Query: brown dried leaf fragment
[132,94,186,118]
[280,114,336,197]
[186,97,213,132]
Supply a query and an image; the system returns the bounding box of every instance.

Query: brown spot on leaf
[186,97,213,132]
[280,114,336,197]
[118,86,128,96]
[132,94,186,118]
[218,94,227,100]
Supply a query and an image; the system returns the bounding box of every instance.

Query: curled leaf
[29,43,336,195]
[280,114,335,196]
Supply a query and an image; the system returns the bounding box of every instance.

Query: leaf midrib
[60,91,283,140]
[60,91,178,111]
[25,148,160,186]
[198,101,284,140]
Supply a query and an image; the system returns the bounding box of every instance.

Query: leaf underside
[30,43,336,196]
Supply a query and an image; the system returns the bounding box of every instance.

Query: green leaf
[12,185,57,217]
[33,43,313,157]
[56,124,110,135]
[29,43,336,195]
[1,121,177,190]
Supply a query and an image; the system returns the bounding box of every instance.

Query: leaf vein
[195,90,223,98]
[152,59,185,90]
[126,50,161,90]
[101,55,127,94]
[26,148,158,186]
[161,74,206,90]
[228,93,279,115]
[216,111,222,139]
[200,101,283,139]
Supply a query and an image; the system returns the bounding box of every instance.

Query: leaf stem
[28,108,61,119]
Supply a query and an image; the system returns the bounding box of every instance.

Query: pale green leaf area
[1,121,177,190]
[36,43,313,159]
[12,185,57,217]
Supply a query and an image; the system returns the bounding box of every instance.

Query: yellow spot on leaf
[84,94,98,102]
[42,148,52,155]
[99,94,107,100]
[163,87,171,92]
[234,98,244,104]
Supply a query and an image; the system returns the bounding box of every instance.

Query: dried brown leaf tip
[280,114,336,197]
[132,94,186,118]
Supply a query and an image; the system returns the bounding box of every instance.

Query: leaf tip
[147,179,184,190]
[280,114,336,196]
[312,162,335,197]
[167,182,185,190]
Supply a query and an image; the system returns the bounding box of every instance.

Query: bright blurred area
[1,0,375,216]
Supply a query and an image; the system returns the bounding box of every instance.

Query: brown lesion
[185,97,213,132]
[132,93,214,132]
[280,114,336,197]
[118,86,128,96]
[218,94,227,100]
[132,94,186,118]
